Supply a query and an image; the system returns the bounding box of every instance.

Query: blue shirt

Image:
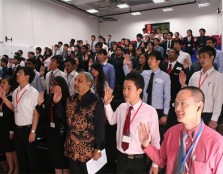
[214,49,223,73]
[141,68,171,114]
[102,62,115,90]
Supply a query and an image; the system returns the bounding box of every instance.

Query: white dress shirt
[12,84,39,126]
[104,100,160,167]
[177,51,192,67]
[63,70,78,96]
[189,67,223,121]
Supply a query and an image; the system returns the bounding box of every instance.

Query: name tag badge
[167,48,170,51]
[50,122,55,128]
[122,135,131,143]
[188,44,191,47]
[155,78,163,84]
[14,107,18,113]
[0,112,3,117]
[176,67,182,70]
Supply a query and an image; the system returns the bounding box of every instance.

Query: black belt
[15,124,32,129]
[120,152,144,159]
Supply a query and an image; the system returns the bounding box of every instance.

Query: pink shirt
[144,122,223,174]
[104,100,160,167]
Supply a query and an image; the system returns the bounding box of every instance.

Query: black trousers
[116,151,147,174]
[69,159,88,174]
[14,126,39,173]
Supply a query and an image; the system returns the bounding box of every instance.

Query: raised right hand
[138,122,151,148]
[104,87,114,105]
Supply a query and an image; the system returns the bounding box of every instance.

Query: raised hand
[183,59,190,69]
[104,87,114,105]
[0,86,6,99]
[88,58,93,67]
[53,85,62,103]
[138,122,151,148]
[179,70,187,87]
[123,54,131,65]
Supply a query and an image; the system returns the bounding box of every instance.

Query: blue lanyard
[179,121,203,173]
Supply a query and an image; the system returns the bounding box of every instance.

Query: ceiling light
[198,2,210,8]
[117,3,129,9]
[62,0,72,2]
[162,8,173,12]
[86,9,99,13]
[153,0,165,4]
[131,12,142,16]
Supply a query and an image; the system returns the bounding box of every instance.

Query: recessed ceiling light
[86,9,99,13]
[62,0,72,2]
[162,8,173,12]
[117,3,129,9]
[153,0,165,4]
[198,2,210,8]
[131,12,142,16]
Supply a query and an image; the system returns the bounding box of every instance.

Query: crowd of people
[0,27,223,174]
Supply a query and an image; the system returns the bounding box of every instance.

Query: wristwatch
[31,130,36,134]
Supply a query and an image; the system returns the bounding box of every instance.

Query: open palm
[138,122,151,148]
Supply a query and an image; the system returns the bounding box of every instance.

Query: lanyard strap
[16,89,27,107]
[126,102,143,134]
[198,73,208,89]
[179,121,203,173]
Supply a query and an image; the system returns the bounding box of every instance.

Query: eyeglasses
[172,100,191,107]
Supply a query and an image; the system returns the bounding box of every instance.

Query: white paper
[86,149,107,174]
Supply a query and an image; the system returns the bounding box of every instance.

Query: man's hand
[159,116,167,126]
[183,59,190,69]
[123,54,131,65]
[138,122,151,148]
[28,132,36,143]
[0,86,6,99]
[104,87,114,105]
[53,85,62,103]
[209,120,218,129]
[92,149,102,161]
[179,70,187,87]
[149,166,159,174]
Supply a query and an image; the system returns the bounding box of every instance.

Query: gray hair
[79,71,94,87]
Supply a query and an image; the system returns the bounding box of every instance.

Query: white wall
[1,0,99,57]
[100,0,222,41]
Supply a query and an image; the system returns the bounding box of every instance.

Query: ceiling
[50,0,211,19]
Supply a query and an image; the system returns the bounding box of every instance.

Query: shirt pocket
[192,160,206,173]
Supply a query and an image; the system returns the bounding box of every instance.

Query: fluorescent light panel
[131,12,142,16]
[162,8,173,12]
[62,0,72,2]
[198,3,210,8]
[117,3,129,9]
[86,9,99,13]
[153,0,165,4]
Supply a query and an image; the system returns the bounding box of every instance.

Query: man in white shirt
[40,55,65,94]
[179,45,223,129]
[0,66,40,173]
[64,58,78,96]
[174,40,192,67]
[104,72,160,174]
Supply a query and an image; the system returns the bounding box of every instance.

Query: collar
[168,60,177,68]
[152,68,161,75]
[51,68,59,74]
[18,83,30,92]
[182,121,204,140]
[67,69,77,76]
[78,90,91,101]
[201,66,214,76]
[127,99,142,111]
[102,62,107,66]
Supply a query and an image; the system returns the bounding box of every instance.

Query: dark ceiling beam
[101,0,197,17]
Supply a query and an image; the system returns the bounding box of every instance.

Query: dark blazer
[195,36,208,49]
[134,41,142,49]
[161,39,174,56]
[183,36,195,55]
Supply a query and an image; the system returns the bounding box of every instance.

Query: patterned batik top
[64,90,105,162]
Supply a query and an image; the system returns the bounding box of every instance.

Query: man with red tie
[104,72,160,174]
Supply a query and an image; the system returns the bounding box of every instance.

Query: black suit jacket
[160,61,185,103]
[134,41,142,49]
[161,40,174,56]
[195,36,208,49]
[183,37,195,55]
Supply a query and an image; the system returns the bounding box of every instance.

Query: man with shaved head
[138,86,223,174]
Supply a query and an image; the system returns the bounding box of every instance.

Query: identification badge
[188,44,191,47]
[50,122,55,128]
[176,67,182,70]
[122,135,131,143]
[0,111,3,117]
[155,78,163,84]
[14,106,18,113]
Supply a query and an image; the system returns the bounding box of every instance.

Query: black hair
[81,45,88,50]
[18,66,35,83]
[180,86,205,103]
[2,76,13,93]
[64,43,69,47]
[206,37,217,44]
[97,49,107,56]
[58,41,63,45]
[198,45,216,59]
[95,42,103,48]
[91,35,96,39]
[169,48,179,56]
[2,55,9,59]
[199,28,206,33]
[136,33,143,38]
[91,62,106,99]
[51,55,63,65]
[175,32,180,36]
[168,32,173,37]
[26,58,37,65]
[1,58,8,65]
[36,47,42,52]
[147,42,154,47]
[28,52,35,56]
[18,50,23,54]
[148,50,162,61]
[125,72,144,98]
[64,57,76,65]
[187,29,193,35]
[174,40,183,46]
[154,38,160,42]
[116,46,123,52]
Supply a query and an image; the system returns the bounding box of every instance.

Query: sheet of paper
[86,149,107,174]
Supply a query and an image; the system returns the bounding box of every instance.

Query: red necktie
[122,106,133,151]
[167,63,172,75]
